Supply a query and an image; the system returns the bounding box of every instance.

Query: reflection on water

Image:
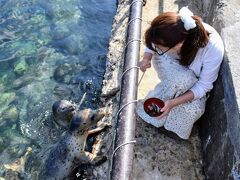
[0,0,115,178]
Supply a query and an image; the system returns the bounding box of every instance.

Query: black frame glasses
[155,47,171,56]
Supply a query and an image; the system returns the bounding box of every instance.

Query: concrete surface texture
[133,0,205,180]
[94,1,132,179]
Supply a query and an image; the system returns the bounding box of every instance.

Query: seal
[39,107,109,180]
[52,100,77,128]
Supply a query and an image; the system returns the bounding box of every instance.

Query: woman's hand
[139,58,151,72]
[139,52,153,72]
[157,100,175,119]
[156,91,194,119]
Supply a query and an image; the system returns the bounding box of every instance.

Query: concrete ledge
[198,0,240,179]
[97,0,131,179]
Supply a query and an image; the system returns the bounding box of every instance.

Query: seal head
[52,100,77,128]
[69,108,106,132]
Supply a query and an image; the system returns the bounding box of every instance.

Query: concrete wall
[197,0,240,179]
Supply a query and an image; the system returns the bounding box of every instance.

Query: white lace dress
[137,53,206,139]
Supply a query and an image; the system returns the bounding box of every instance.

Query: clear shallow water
[0,0,115,179]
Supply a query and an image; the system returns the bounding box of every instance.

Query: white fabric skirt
[137,54,206,139]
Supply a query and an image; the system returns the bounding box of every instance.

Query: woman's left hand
[156,100,175,119]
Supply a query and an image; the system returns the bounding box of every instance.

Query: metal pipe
[111,0,143,179]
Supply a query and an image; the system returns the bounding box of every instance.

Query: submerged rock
[70,68,102,91]
[53,63,73,83]
[2,169,21,180]
[14,58,28,76]
[2,147,32,180]
[0,70,16,87]
[53,84,73,98]
[1,105,18,121]
[0,92,16,108]
[10,41,37,57]
[0,142,31,165]
[51,34,87,55]
[0,48,18,63]
[36,46,52,62]
[3,147,32,172]
[13,75,35,89]
[51,25,71,41]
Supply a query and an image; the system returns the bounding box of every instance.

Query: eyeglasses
[155,47,171,56]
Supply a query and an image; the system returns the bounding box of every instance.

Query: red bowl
[143,98,165,117]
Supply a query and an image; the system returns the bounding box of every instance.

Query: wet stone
[77,56,90,67]
[53,63,73,83]
[36,46,51,62]
[70,68,101,91]
[0,92,16,108]
[1,105,19,121]
[14,58,28,76]
[0,70,16,87]
[12,75,35,90]
[3,170,22,180]
[0,143,29,164]
[53,84,73,98]
[52,34,87,55]
[51,25,71,41]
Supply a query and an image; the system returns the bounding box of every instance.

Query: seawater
[0,0,115,179]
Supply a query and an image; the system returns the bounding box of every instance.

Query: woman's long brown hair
[145,12,209,66]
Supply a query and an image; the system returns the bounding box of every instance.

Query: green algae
[0,92,16,108]
[14,58,28,75]
[1,105,19,121]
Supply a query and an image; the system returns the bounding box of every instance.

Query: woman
[137,7,224,139]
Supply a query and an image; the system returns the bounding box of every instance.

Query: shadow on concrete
[159,0,188,13]
[158,0,163,13]
[174,0,187,11]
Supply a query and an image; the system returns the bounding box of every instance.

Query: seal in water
[39,107,109,179]
[52,100,77,128]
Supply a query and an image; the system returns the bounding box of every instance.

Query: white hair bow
[179,7,196,31]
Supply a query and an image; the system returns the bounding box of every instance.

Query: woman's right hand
[139,58,151,72]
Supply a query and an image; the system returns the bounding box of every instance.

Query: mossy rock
[0,92,16,107]
[0,71,16,85]
[10,41,37,57]
[53,63,73,83]
[1,105,19,121]
[21,41,37,56]
[14,58,28,75]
